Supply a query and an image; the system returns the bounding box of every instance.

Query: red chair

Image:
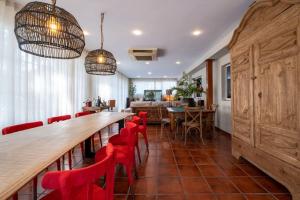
[2,121,43,135]
[2,121,43,200]
[108,122,138,185]
[75,111,103,153]
[41,143,115,200]
[132,112,149,152]
[48,115,71,124]
[75,111,93,118]
[48,115,72,170]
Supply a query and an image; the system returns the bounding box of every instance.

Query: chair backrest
[75,111,93,118]
[48,115,71,124]
[184,107,202,127]
[42,143,115,200]
[2,121,43,135]
[116,121,138,147]
[138,111,147,127]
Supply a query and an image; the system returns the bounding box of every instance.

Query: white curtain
[0,0,89,129]
[91,72,129,111]
[132,78,177,96]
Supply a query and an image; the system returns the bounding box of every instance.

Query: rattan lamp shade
[84,13,117,75]
[85,49,117,75]
[14,1,85,59]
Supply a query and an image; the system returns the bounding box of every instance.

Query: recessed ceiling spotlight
[83,30,90,36]
[132,29,143,36]
[192,30,202,36]
[136,75,141,78]
[163,75,168,78]
[116,61,121,65]
[176,61,181,65]
[148,72,152,75]
[145,61,150,65]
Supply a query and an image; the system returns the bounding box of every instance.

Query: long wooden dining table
[0,112,132,200]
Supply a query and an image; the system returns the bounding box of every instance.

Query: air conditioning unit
[128,48,158,61]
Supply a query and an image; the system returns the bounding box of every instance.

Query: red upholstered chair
[131,112,149,152]
[41,143,115,200]
[48,115,72,170]
[48,115,71,124]
[2,121,43,200]
[2,121,43,135]
[75,111,93,118]
[108,122,138,185]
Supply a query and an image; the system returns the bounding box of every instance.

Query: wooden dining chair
[182,107,204,145]
[158,105,170,137]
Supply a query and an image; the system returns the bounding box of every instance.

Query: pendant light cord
[51,0,56,6]
[100,13,104,49]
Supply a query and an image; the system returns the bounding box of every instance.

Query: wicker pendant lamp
[14,0,85,59]
[85,13,117,75]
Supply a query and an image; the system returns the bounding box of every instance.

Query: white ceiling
[16,0,253,78]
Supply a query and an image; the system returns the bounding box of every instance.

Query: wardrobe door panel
[232,47,254,145]
[254,21,300,167]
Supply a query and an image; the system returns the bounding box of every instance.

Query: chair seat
[41,184,105,200]
[182,122,200,128]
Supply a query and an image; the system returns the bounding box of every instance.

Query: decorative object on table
[84,98,92,107]
[85,13,117,75]
[14,0,85,59]
[96,96,101,107]
[108,100,116,111]
[166,89,172,107]
[172,72,205,107]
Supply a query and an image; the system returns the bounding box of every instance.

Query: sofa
[129,101,181,124]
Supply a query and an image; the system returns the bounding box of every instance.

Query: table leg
[118,119,124,132]
[84,137,94,158]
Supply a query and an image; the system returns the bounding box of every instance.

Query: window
[132,79,177,96]
[223,64,231,100]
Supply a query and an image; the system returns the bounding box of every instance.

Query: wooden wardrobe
[229,0,300,199]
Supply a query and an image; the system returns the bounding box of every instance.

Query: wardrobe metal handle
[258,92,262,98]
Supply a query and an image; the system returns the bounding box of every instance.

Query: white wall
[188,51,232,133]
[213,53,232,133]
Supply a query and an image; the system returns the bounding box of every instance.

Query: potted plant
[127,80,136,108]
[171,72,204,107]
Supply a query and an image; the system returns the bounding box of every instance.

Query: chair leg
[142,131,149,152]
[136,144,142,164]
[98,131,103,147]
[160,123,163,138]
[200,127,205,145]
[33,176,38,200]
[91,135,95,152]
[68,151,72,170]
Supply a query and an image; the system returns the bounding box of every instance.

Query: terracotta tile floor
[15,125,291,200]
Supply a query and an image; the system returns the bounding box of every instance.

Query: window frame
[222,63,231,101]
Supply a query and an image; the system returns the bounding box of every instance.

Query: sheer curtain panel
[0,0,89,129]
[91,72,129,111]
